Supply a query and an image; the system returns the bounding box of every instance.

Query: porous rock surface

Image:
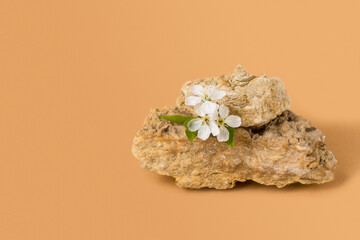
[176,65,291,127]
[132,107,336,189]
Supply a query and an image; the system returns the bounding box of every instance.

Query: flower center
[217,118,225,126]
[203,117,210,125]
[201,94,211,102]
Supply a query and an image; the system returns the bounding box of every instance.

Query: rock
[132,107,336,189]
[176,65,291,127]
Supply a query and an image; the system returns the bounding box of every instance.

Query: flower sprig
[159,85,242,147]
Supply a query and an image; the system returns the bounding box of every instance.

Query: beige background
[1,0,360,239]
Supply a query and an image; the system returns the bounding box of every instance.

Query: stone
[176,65,291,127]
[132,107,337,189]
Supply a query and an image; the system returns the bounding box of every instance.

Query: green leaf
[184,118,198,142]
[158,115,194,124]
[185,129,197,142]
[226,126,235,147]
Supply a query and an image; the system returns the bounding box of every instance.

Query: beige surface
[1,0,360,240]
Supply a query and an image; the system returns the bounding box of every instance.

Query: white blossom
[187,105,220,140]
[185,85,226,115]
[211,104,242,142]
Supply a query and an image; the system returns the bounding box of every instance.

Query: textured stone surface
[176,65,291,127]
[132,107,337,189]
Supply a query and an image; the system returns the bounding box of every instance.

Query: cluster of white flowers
[185,85,242,141]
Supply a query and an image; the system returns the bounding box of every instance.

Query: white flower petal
[210,90,226,100]
[201,101,218,114]
[210,110,219,121]
[209,121,220,136]
[198,124,211,140]
[219,104,229,118]
[191,85,203,96]
[194,103,205,117]
[225,115,242,128]
[185,96,201,106]
[187,118,203,131]
[217,125,229,142]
